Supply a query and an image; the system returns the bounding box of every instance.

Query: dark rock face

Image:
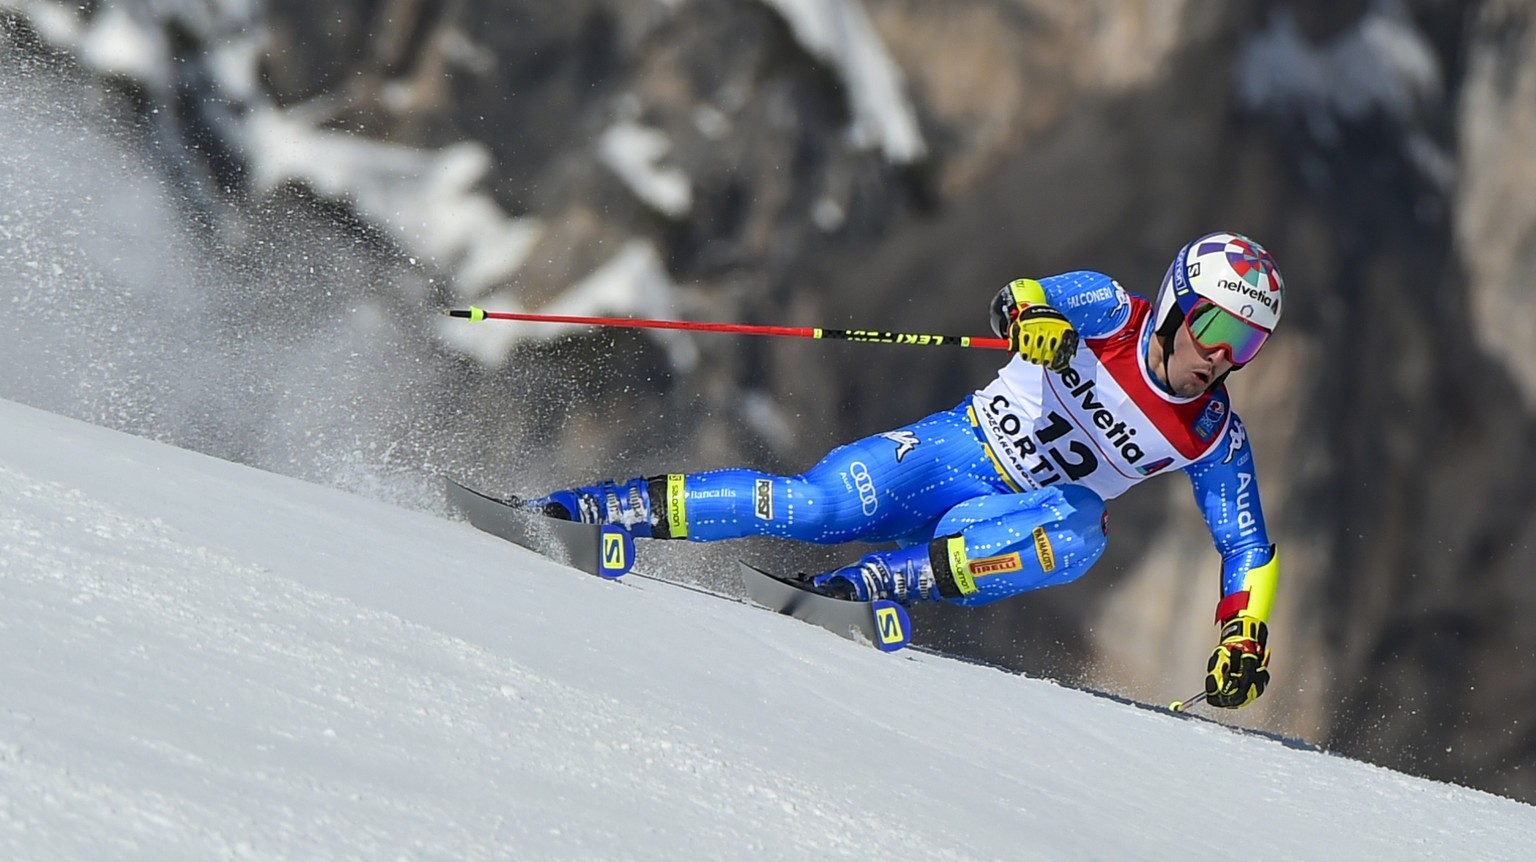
[7,0,1536,801]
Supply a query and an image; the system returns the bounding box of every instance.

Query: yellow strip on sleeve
[665,474,688,539]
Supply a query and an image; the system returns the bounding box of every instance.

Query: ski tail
[737,562,911,652]
[444,478,635,578]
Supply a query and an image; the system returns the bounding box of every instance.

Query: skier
[525,231,1282,709]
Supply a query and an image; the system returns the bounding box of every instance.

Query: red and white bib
[970,295,1231,500]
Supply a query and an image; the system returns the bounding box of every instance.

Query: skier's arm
[1184,415,1276,708]
[988,271,1130,370]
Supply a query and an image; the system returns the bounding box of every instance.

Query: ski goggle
[1185,300,1270,366]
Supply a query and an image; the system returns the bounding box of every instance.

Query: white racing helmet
[1152,232,1284,366]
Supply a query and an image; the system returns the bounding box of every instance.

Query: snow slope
[2,397,1532,861]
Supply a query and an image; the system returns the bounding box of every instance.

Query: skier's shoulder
[1037,271,1133,337]
[1038,269,1118,302]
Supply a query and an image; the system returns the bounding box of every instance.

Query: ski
[737,562,912,652]
[444,477,910,652]
[443,478,635,578]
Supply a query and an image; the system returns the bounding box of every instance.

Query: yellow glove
[1205,614,1270,709]
[1010,306,1078,372]
[989,278,1077,372]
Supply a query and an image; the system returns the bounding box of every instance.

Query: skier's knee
[931,486,1110,605]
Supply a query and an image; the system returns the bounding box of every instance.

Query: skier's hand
[1010,305,1078,373]
[1205,614,1270,709]
[989,277,1077,373]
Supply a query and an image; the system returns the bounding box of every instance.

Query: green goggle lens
[1187,302,1269,365]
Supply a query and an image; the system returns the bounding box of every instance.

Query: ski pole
[445,306,1011,350]
[1168,691,1207,713]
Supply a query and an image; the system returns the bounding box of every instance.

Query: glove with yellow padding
[988,278,1077,373]
[1205,614,1270,709]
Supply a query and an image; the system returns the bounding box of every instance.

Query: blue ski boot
[810,544,942,604]
[524,476,664,538]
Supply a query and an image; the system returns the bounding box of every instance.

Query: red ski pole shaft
[446,306,1010,350]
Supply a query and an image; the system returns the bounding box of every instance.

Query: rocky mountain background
[4,0,1535,802]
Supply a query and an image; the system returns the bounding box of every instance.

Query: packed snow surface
[2,397,1533,860]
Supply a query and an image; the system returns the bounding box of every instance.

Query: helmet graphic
[1152,232,1284,366]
